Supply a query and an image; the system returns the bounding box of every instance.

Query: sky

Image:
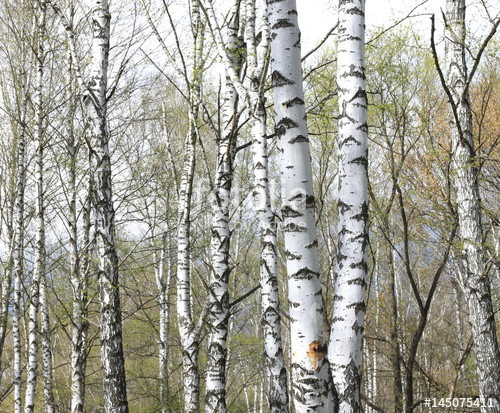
[296,0,499,52]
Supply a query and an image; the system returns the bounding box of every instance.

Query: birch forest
[0,0,499,412]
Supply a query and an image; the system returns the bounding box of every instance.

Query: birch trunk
[266,0,334,411]
[25,3,46,411]
[85,0,129,410]
[204,3,241,411]
[444,1,500,410]
[157,233,173,412]
[68,46,90,412]
[40,269,56,413]
[176,1,204,411]
[329,1,368,412]
[13,65,30,413]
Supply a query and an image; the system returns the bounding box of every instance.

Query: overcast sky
[296,0,498,52]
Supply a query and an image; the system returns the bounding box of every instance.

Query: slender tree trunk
[329,1,368,412]
[204,5,239,408]
[13,66,30,413]
[388,241,403,413]
[443,1,500,411]
[25,3,46,411]
[176,2,204,411]
[84,0,129,410]
[266,0,334,411]
[243,2,289,410]
[40,270,56,413]
[66,41,90,412]
[157,233,173,412]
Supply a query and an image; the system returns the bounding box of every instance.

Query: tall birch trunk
[85,0,129,410]
[40,269,56,413]
[25,3,46,411]
[12,65,30,413]
[266,0,334,411]
[67,41,90,412]
[444,1,500,410]
[245,2,288,410]
[156,233,173,412]
[329,1,368,412]
[176,1,204,411]
[204,3,241,411]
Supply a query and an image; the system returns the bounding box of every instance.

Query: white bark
[329,1,368,412]
[444,1,500,410]
[85,0,129,410]
[12,64,30,413]
[245,3,288,410]
[176,1,204,411]
[24,4,46,411]
[266,0,334,411]
[204,2,241,411]
[40,271,56,413]
[156,233,173,413]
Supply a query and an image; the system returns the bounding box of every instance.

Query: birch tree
[266,0,334,411]
[203,0,288,409]
[435,1,500,409]
[24,2,47,411]
[328,1,368,412]
[49,0,130,409]
[203,2,239,408]
[175,2,206,411]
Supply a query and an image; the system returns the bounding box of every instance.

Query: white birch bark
[12,65,30,413]
[85,0,129,410]
[24,3,46,411]
[67,44,90,413]
[329,1,368,412]
[204,2,241,411]
[176,1,204,411]
[444,1,500,410]
[156,233,173,412]
[40,269,56,413]
[266,0,334,411]
[245,3,288,410]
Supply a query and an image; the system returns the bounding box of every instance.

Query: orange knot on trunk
[307,340,327,370]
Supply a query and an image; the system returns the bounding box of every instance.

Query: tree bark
[329,1,368,412]
[204,2,240,409]
[85,0,129,410]
[175,1,204,411]
[25,3,47,411]
[266,0,334,411]
[444,1,500,410]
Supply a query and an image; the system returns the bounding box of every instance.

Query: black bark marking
[341,64,366,80]
[272,18,294,30]
[277,117,299,129]
[346,7,364,16]
[272,71,294,87]
[291,267,319,280]
[348,156,368,167]
[283,97,305,107]
[305,240,318,249]
[282,222,306,232]
[340,135,361,147]
[286,250,302,260]
[289,135,308,144]
[347,277,366,287]
[338,200,350,213]
[352,202,368,221]
[281,205,302,218]
[348,87,367,103]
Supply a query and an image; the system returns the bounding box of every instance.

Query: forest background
[0,0,498,412]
